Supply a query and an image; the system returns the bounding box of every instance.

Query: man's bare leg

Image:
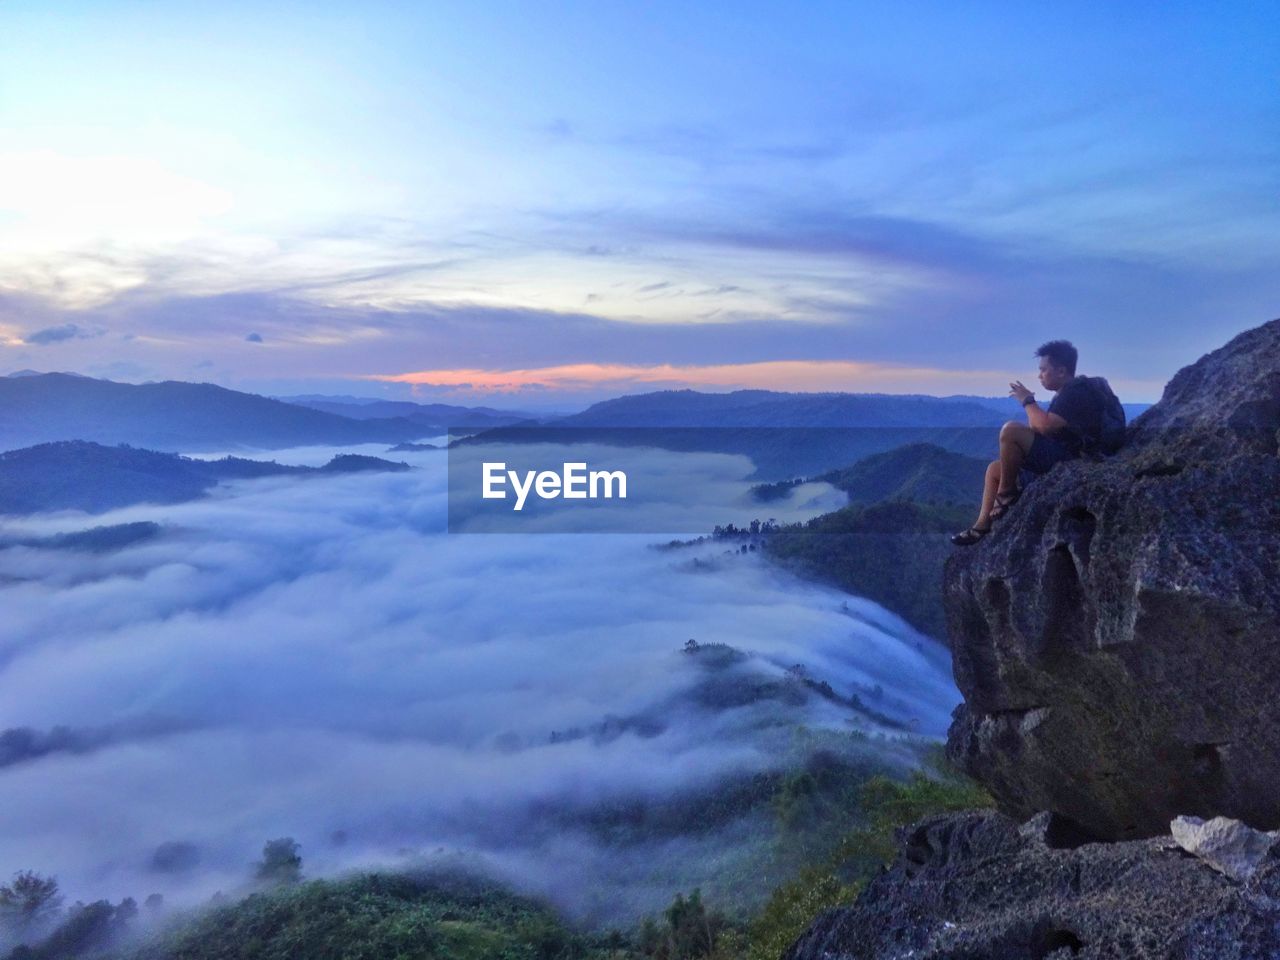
[998,421,1036,494]
[973,460,1000,530]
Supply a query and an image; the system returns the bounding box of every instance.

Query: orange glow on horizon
[364,359,1015,395]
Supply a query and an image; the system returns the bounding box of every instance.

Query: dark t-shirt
[1048,376,1103,454]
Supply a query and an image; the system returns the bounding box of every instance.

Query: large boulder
[784,810,1280,960]
[945,318,1280,839]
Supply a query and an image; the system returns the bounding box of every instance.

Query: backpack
[1078,376,1126,456]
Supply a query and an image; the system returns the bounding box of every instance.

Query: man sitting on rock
[952,340,1106,546]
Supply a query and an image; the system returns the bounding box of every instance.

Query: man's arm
[1010,381,1068,435]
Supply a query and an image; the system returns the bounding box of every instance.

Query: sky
[0,1,1276,408]
[0,443,954,921]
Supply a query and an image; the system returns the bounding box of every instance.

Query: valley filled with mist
[0,418,963,949]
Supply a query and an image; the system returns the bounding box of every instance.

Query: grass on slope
[117,871,602,960]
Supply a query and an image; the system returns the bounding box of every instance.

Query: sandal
[951,526,991,547]
[988,489,1021,521]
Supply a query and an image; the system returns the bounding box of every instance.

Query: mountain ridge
[0,374,435,452]
[0,440,410,515]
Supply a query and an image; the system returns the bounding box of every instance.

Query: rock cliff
[785,810,1280,959]
[946,318,1280,839]
[784,320,1280,960]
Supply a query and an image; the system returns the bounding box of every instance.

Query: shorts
[1020,433,1079,485]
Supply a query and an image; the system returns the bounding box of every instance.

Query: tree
[254,838,303,885]
[29,899,138,958]
[0,871,62,935]
[638,889,726,960]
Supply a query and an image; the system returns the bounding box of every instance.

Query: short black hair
[1035,340,1078,376]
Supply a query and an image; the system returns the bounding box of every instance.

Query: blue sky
[1,1,1276,407]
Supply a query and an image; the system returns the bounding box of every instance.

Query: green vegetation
[658,443,989,634]
[723,869,856,960]
[633,752,991,960]
[3,753,987,960]
[735,753,987,960]
[816,444,987,507]
[744,443,991,636]
[123,872,604,960]
[764,500,970,636]
[751,443,988,507]
[636,891,727,960]
[823,762,993,876]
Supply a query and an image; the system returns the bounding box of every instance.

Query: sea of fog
[0,441,959,923]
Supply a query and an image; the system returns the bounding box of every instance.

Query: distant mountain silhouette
[0,441,410,515]
[277,395,537,429]
[457,422,1001,482]
[0,374,440,452]
[940,393,1151,422]
[554,389,1010,428]
[460,390,1008,480]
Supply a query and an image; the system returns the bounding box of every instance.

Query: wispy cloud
[1,2,1275,405]
[24,323,105,346]
[0,268,1253,406]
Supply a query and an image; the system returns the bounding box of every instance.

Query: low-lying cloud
[0,444,958,921]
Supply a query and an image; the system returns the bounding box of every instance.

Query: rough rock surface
[784,810,1280,960]
[1171,815,1278,883]
[945,318,1280,839]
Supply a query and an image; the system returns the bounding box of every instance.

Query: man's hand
[1011,380,1068,435]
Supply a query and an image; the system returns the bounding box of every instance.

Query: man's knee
[986,460,1000,478]
[1000,420,1026,441]
[1001,421,1036,449]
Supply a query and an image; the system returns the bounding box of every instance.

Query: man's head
[1035,340,1077,391]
